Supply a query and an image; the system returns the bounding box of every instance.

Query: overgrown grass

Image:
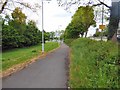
[64,39,75,46]
[1,42,59,71]
[67,38,119,88]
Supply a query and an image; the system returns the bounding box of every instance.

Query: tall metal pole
[42,0,44,53]
[101,0,104,41]
[58,25,61,43]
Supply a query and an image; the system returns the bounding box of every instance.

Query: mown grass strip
[1,42,59,71]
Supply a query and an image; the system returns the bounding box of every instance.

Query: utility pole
[101,0,104,41]
[58,25,62,43]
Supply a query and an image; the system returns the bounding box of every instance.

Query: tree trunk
[108,17,119,40]
[80,32,84,37]
[81,34,83,37]
[108,2,119,40]
[85,31,88,38]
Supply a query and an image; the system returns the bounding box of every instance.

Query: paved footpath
[2,43,69,88]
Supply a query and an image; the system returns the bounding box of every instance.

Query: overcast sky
[2,0,112,36]
[23,0,74,32]
[23,0,111,36]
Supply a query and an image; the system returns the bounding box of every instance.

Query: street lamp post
[42,0,44,53]
[58,25,62,43]
[41,0,51,53]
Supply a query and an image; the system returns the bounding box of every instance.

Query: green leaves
[2,8,42,50]
[12,7,26,24]
[64,6,96,39]
[71,6,96,36]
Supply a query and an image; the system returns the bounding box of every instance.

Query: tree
[64,6,96,39]
[2,14,25,49]
[0,0,40,14]
[57,0,120,41]
[107,2,120,40]
[9,7,27,34]
[59,30,65,40]
[64,22,80,39]
[12,7,26,23]
[2,8,42,50]
[72,6,96,37]
[44,32,51,42]
[2,24,21,49]
[24,20,42,46]
[49,31,55,41]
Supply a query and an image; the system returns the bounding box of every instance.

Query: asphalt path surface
[2,43,69,88]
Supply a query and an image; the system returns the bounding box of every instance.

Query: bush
[68,38,119,88]
[2,10,42,50]
[64,39,75,46]
[2,21,42,50]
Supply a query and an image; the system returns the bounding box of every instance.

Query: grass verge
[1,42,59,71]
[66,38,119,88]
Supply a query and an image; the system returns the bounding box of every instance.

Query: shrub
[64,39,75,46]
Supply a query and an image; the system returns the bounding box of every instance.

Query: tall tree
[64,22,80,39]
[9,7,26,34]
[12,7,26,23]
[72,6,96,37]
[58,0,120,41]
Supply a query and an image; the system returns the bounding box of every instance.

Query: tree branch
[92,3,102,7]
[0,0,8,14]
[4,8,13,11]
[57,0,111,10]
[97,0,111,8]
[0,0,41,14]
[14,1,41,12]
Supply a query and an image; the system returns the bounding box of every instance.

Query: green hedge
[68,38,119,88]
